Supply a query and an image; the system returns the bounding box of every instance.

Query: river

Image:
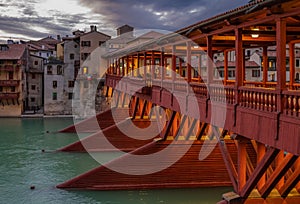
[0,117,231,204]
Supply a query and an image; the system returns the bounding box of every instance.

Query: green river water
[0,117,231,204]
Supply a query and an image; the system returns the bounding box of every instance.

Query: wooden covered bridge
[58,0,300,203]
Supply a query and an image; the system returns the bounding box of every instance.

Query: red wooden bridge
[58,0,300,203]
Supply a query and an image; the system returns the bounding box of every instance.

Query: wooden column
[187,41,192,83]
[118,58,121,76]
[122,57,125,76]
[289,43,295,89]
[235,28,243,88]
[224,50,228,85]
[172,45,177,92]
[198,54,202,82]
[143,52,147,81]
[160,48,165,80]
[276,18,287,91]
[151,51,155,79]
[207,36,213,84]
[131,55,134,77]
[237,137,247,193]
[126,56,129,75]
[263,46,268,87]
[137,53,140,77]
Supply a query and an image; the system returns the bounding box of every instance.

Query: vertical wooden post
[131,55,134,77]
[151,51,155,79]
[126,56,129,75]
[237,137,247,193]
[198,54,202,82]
[263,46,268,87]
[207,36,213,85]
[137,53,140,77]
[172,45,177,92]
[143,52,147,81]
[276,18,287,91]
[224,50,228,85]
[121,57,125,76]
[187,41,192,83]
[235,28,243,88]
[289,43,295,89]
[161,48,165,80]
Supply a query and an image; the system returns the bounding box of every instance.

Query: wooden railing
[0,80,19,86]
[238,87,278,112]
[283,90,300,117]
[0,93,19,99]
[106,74,300,118]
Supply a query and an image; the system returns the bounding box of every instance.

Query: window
[10,86,15,92]
[32,73,36,79]
[70,53,74,60]
[31,85,36,90]
[0,87,2,92]
[53,81,57,89]
[52,92,57,100]
[81,53,90,61]
[296,59,300,68]
[34,61,38,65]
[218,70,224,78]
[8,72,13,80]
[30,97,35,102]
[228,70,235,78]
[68,92,73,100]
[81,41,91,47]
[99,41,105,46]
[57,65,63,75]
[252,70,260,77]
[68,81,74,88]
[47,65,53,75]
[83,67,88,74]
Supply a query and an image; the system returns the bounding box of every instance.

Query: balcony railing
[0,65,20,72]
[0,93,20,99]
[0,80,19,86]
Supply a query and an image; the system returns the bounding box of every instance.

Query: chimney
[57,35,61,41]
[90,25,97,32]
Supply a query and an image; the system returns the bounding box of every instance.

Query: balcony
[0,64,20,72]
[0,80,19,86]
[0,92,20,99]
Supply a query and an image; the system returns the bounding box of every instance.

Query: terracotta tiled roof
[0,44,26,60]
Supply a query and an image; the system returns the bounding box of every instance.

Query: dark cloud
[78,0,249,31]
[0,0,250,41]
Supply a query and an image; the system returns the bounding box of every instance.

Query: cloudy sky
[0,0,249,42]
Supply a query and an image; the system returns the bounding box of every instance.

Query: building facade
[0,44,27,116]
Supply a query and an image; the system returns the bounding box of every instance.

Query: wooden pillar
[207,36,213,84]
[131,55,134,77]
[118,58,121,75]
[137,53,140,77]
[224,50,228,85]
[198,54,202,82]
[276,18,287,114]
[289,43,295,89]
[187,41,192,83]
[126,56,129,75]
[276,18,287,91]
[121,57,125,76]
[172,45,177,92]
[160,48,165,80]
[237,137,247,193]
[235,28,243,88]
[257,142,266,190]
[143,52,147,81]
[263,46,268,87]
[151,51,155,79]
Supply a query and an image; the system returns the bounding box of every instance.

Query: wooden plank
[174,115,188,140]
[196,122,208,140]
[260,153,298,198]
[140,100,148,119]
[240,147,280,198]
[132,97,140,119]
[162,110,176,140]
[279,163,300,198]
